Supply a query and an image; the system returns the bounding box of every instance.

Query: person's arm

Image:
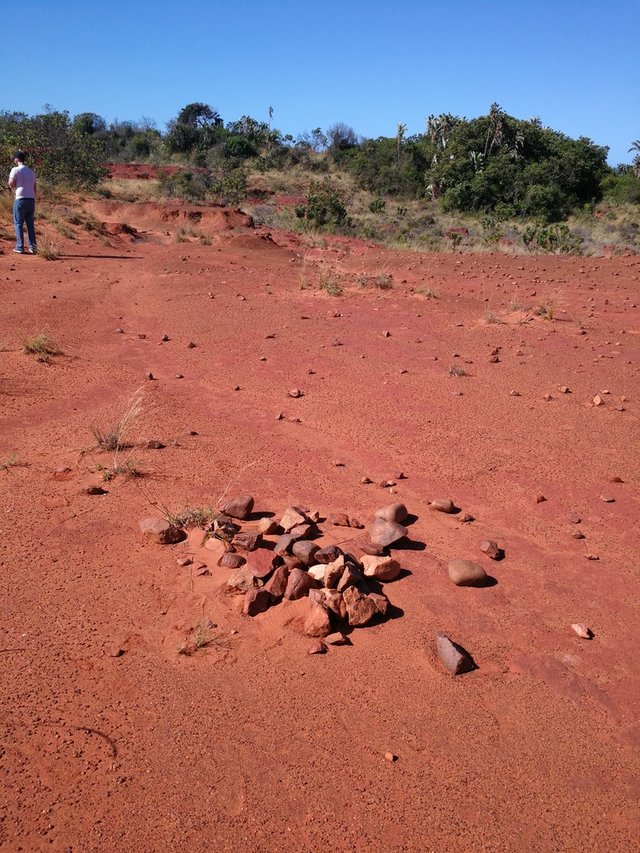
[8,167,16,190]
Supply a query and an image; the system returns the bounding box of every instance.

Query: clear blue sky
[2,0,638,165]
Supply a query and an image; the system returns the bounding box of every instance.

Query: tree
[165,103,224,154]
[629,140,640,177]
[327,122,358,152]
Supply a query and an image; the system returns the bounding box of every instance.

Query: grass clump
[90,389,144,451]
[417,287,439,299]
[37,236,61,260]
[96,457,144,482]
[0,453,27,473]
[534,299,555,320]
[20,333,61,362]
[165,506,219,529]
[448,363,468,377]
[318,271,343,296]
[484,310,501,324]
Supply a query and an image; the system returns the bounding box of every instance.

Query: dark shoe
[28,247,36,254]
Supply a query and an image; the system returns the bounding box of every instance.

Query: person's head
[13,150,26,165]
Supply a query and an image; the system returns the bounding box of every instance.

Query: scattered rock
[243,588,274,617]
[337,562,364,593]
[220,494,254,520]
[600,494,615,503]
[187,341,197,348]
[257,517,279,535]
[307,640,327,655]
[567,514,581,524]
[384,752,397,762]
[330,512,351,527]
[315,545,343,564]
[284,568,319,600]
[233,532,261,552]
[323,555,346,589]
[479,539,501,560]
[592,394,604,406]
[571,623,593,639]
[536,494,547,503]
[264,565,289,598]
[370,518,408,548]
[361,554,402,582]
[375,502,408,524]
[360,542,387,557]
[246,548,275,579]
[361,476,373,484]
[447,559,487,587]
[461,513,475,523]
[571,531,585,539]
[176,556,193,567]
[274,533,296,555]
[323,590,347,621]
[144,372,154,381]
[368,591,390,616]
[292,540,320,566]
[342,586,378,627]
[585,554,599,561]
[325,631,349,646]
[279,506,308,532]
[226,566,262,595]
[219,552,245,569]
[435,631,474,675]
[430,498,455,514]
[138,517,183,544]
[84,485,108,495]
[288,388,303,398]
[304,602,331,637]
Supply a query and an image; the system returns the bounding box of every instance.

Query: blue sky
[2,0,638,164]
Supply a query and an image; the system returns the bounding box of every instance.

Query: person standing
[8,150,37,254]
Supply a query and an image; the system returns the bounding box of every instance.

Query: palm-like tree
[630,140,640,177]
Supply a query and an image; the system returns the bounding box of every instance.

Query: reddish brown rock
[430,498,455,513]
[138,517,183,545]
[288,523,312,540]
[375,502,408,524]
[600,494,615,503]
[323,591,347,621]
[292,540,320,566]
[220,495,254,520]
[264,565,289,598]
[274,533,296,555]
[330,512,351,527]
[361,554,402,582]
[232,532,261,552]
[479,540,501,560]
[314,545,343,564]
[284,568,319,600]
[145,439,165,449]
[307,640,327,655]
[337,562,364,593]
[342,586,378,627]
[176,556,193,567]
[304,602,331,637]
[325,631,349,645]
[368,592,389,616]
[571,623,593,639]
[218,552,245,569]
[247,548,275,579]
[435,632,474,675]
[370,518,407,548]
[281,554,304,570]
[257,517,279,535]
[567,514,581,524]
[447,559,487,587]
[360,542,386,557]
[243,588,274,617]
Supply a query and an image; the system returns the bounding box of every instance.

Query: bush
[295,182,350,230]
[522,222,583,254]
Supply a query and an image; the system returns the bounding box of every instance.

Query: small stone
[430,498,455,514]
[435,631,474,675]
[84,485,107,495]
[567,514,581,524]
[360,542,386,557]
[175,374,184,379]
[279,506,308,532]
[243,588,274,617]
[246,548,275,579]
[145,439,165,449]
[115,328,124,334]
[304,602,331,637]
[559,386,571,393]
[314,545,343,564]
[220,495,254,520]
[510,390,521,397]
[609,476,623,483]
[571,531,585,539]
[138,333,146,339]
[461,513,475,523]
[288,523,312,541]
[138,517,183,544]
[370,518,408,547]
[447,559,487,587]
[592,395,604,406]
[536,494,547,503]
[233,532,261,552]
[383,330,391,337]
[361,555,402,582]
[219,552,245,569]
[176,556,193,567]
[368,591,390,616]
[361,476,373,484]
[384,752,397,762]
[108,646,125,658]
[394,471,406,480]
[375,502,408,524]
[600,495,615,503]
[325,631,349,645]
[257,517,279,535]
[274,533,296,555]
[144,372,154,381]
[275,412,284,420]
[330,512,351,527]
[479,540,501,560]
[585,554,599,561]
[288,388,303,398]
[187,341,197,348]
[571,623,593,639]
[307,640,327,655]
[161,334,170,342]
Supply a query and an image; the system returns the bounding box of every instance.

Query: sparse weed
[37,236,61,260]
[318,271,343,296]
[448,363,468,377]
[0,453,27,473]
[509,297,525,311]
[374,273,393,290]
[418,287,439,299]
[484,310,501,324]
[90,389,144,451]
[165,506,219,529]
[20,333,61,362]
[535,300,555,320]
[96,456,144,482]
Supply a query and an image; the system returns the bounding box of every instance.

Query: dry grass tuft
[90,388,144,451]
[20,333,61,362]
[448,363,468,377]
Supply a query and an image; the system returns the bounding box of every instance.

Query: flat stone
[281,554,303,570]
[288,523,312,541]
[85,485,108,495]
[342,586,378,627]
[218,552,245,569]
[243,588,274,617]
[435,631,474,675]
[368,591,389,616]
[571,623,593,639]
[138,517,183,544]
[479,539,501,560]
[247,548,275,579]
[145,439,165,449]
[330,512,351,527]
[361,554,402,582]
[567,515,581,524]
[274,533,296,555]
[360,542,386,557]
[325,631,349,645]
[220,495,254,520]
[307,640,327,655]
[176,556,193,567]
[447,559,487,587]
[600,495,615,503]
[304,602,331,637]
[257,517,279,535]
[284,568,319,600]
[375,502,408,524]
[370,518,408,548]
[431,498,455,513]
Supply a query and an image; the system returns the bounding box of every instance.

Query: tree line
[1,103,638,221]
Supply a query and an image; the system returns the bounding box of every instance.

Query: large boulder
[220,495,254,520]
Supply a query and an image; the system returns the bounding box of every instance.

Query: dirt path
[1,212,639,851]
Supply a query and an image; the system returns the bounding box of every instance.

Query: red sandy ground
[0,198,639,852]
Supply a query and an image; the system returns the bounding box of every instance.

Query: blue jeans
[13,198,37,252]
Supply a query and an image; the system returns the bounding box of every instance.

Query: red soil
[1,202,639,852]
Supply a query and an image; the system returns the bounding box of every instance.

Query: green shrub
[522,222,583,254]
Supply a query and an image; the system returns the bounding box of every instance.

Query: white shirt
[9,164,36,199]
